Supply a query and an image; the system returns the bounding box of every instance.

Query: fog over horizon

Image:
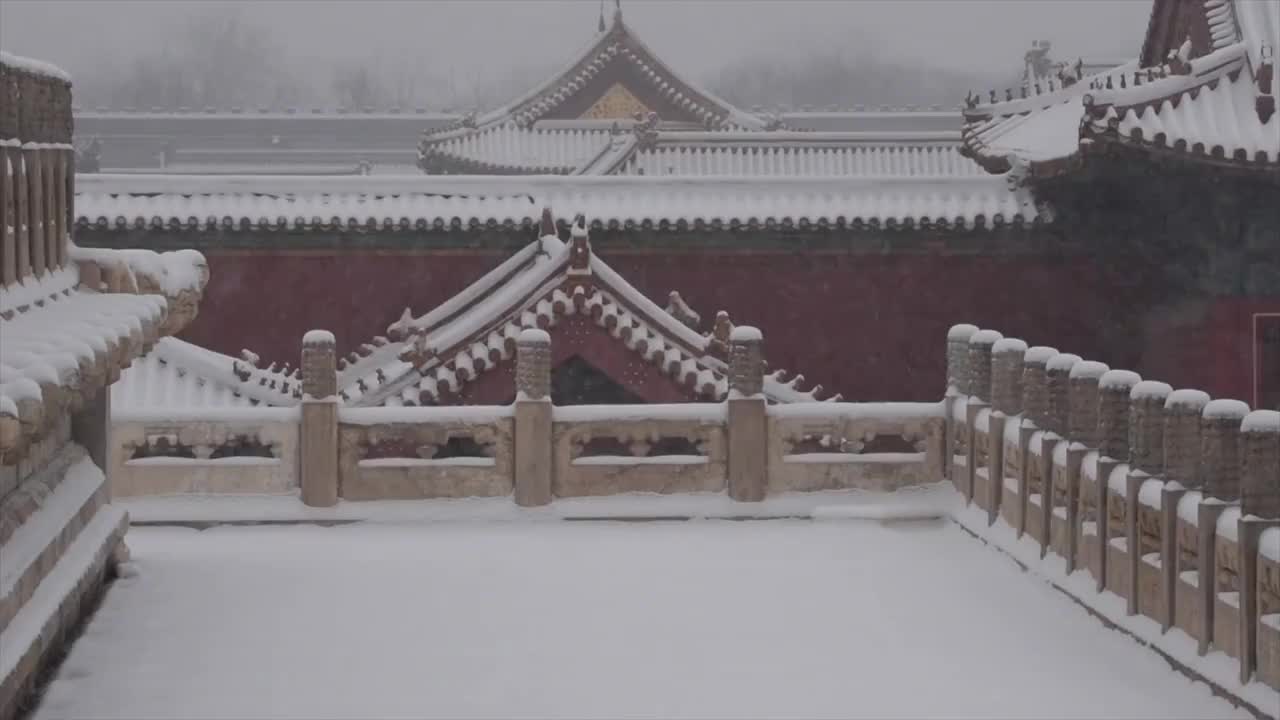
[2,0,1152,111]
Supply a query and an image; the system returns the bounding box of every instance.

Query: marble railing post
[1045,354,1081,438]
[1236,409,1278,684]
[966,330,1001,403]
[991,338,1027,416]
[514,328,553,507]
[1126,380,1178,629]
[1241,410,1280,519]
[300,330,339,507]
[947,324,978,394]
[1165,390,1210,489]
[1066,361,1108,448]
[1021,346,1057,430]
[1129,381,1171,472]
[1202,399,1250,502]
[1096,371,1141,462]
[728,326,767,502]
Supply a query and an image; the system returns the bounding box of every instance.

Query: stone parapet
[966,329,1002,402]
[946,324,978,393]
[1164,390,1210,488]
[729,326,764,396]
[516,328,551,400]
[990,337,1027,415]
[1020,346,1057,429]
[1128,380,1171,473]
[1241,410,1279,517]
[1066,360,1108,447]
[1201,399,1250,502]
[1045,353,1081,437]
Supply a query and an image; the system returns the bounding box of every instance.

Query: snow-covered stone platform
[33,491,1245,719]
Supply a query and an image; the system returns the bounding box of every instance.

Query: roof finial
[598,0,606,32]
[615,0,623,21]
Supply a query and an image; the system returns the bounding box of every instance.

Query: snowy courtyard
[34,514,1246,719]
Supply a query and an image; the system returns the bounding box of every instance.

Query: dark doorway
[551,355,645,405]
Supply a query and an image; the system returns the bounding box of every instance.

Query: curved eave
[418,148,574,176]
[1080,124,1280,182]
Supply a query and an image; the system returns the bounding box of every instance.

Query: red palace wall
[173,247,1275,405]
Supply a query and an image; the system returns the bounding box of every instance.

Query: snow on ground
[35,513,1243,719]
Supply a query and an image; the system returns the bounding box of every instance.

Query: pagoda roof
[445,8,766,133]
[112,211,840,411]
[960,0,1279,179]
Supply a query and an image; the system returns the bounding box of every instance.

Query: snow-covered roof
[420,118,974,176]
[75,173,1046,233]
[960,60,1139,176]
[459,8,765,132]
[961,0,1279,177]
[113,213,838,411]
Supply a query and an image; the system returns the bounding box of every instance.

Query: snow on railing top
[0,50,71,82]
[1242,409,1280,432]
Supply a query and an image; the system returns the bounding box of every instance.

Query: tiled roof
[110,213,840,410]
[466,9,765,132]
[961,0,1279,177]
[112,337,299,413]
[75,174,1046,233]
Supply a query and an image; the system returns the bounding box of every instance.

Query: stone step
[0,445,108,636]
[0,504,127,720]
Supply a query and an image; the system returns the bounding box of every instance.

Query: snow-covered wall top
[0,50,71,83]
[75,174,1047,231]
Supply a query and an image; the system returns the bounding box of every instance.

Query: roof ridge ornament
[568,214,591,275]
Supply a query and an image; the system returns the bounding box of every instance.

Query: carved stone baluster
[301,330,339,507]
[515,329,552,506]
[728,326,766,501]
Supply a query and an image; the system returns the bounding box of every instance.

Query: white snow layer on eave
[430,125,615,170]
[423,243,572,356]
[970,59,1140,119]
[0,265,79,315]
[588,254,708,352]
[0,50,71,82]
[473,22,617,128]
[1089,43,1248,110]
[981,100,1086,163]
[112,344,257,412]
[2,292,168,411]
[575,135,639,175]
[408,236,558,334]
[1118,71,1280,161]
[612,20,765,130]
[140,337,293,408]
[74,190,540,228]
[74,176,1038,226]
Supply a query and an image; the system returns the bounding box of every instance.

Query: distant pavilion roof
[960,0,1279,180]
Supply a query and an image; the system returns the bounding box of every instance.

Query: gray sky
[2,0,1151,90]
